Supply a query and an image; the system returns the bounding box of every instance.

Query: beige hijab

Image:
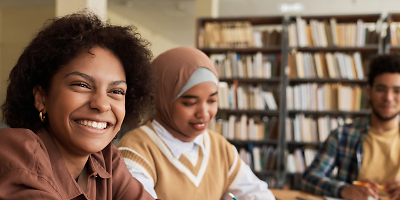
[152,46,219,138]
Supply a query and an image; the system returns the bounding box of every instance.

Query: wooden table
[270,189,389,200]
[270,189,323,200]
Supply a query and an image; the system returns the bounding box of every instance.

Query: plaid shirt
[300,116,371,198]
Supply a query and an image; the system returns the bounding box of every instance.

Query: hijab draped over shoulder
[152,46,219,137]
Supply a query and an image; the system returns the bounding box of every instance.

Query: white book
[222,120,229,139]
[289,23,298,47]
[248,118,256,140]
[353,52,364,79]
[252,147,262,172]
[224,56,232,78]
[309,20,320,46]
[293,116,300,141]
[294,85,300,110]
[253,30,263,47]
[263,61,272,78]
[227,115,236,140]
[286,86,294,110]
[240,115,248,140]
[330,18,338,46]
[254,52,263,78]
[263,91,278,110]
[344,54,354,79]
[318,21,328,47]
[356,19,365,46]
[286,154,297,173]
[335,53,347,78]
[296,16,308,47]
[237,86,244,109]
[246,55,253,78]
[218,82,229,109]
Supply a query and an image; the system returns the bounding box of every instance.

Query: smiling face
[368,73,400,121]
[170,81,218,142]
[34,46,127,157]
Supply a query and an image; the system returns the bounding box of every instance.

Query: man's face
[368,73,400,121]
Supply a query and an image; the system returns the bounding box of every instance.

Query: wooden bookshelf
[385,13,400,53]
[197,14,381,190]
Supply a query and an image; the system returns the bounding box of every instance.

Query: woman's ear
[33,86,46,113]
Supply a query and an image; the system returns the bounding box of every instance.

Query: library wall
[0,5,55,117]
[108,11,180,57]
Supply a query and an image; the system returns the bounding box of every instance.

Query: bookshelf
[385,13,400,53]
[197,13,382,190]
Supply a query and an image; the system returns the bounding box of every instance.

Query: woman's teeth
[194,123,205,127]
[77,120,107,129]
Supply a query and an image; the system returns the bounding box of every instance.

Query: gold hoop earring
[39,110,46,122]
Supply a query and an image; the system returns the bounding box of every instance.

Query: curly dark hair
[368,54,400,87]
[1,12,155,131]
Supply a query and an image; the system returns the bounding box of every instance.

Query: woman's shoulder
[0,127,42,146]
[0,128,50,174]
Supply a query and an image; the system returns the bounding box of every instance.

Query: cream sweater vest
[117,122,244,200]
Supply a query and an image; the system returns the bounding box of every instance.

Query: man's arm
[300,129,348,197]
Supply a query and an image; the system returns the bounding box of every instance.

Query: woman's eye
[72,82,90,89]
[183,102,196,106]
[208,100,217,103]
[111,90,126,95]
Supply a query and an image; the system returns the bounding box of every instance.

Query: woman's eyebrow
[66,71,94,83]
[181,95,198,99]
[65,71,126,86]
[210,91,218,96]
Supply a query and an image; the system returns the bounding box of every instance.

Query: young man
[301,54,400,200]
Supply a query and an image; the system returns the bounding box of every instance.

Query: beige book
[318,21,328,47]
[296,52,305,78]
[330,18,339,46]
[309,20,320,46]
[325,84,332,110]
[288,52,297,78]
[325,53,337,78]
[314,53,324,78]
[306,25,314,47]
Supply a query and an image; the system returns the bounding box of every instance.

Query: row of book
[199,21,283,48]
[389,22,400,45]
[239,145,278,172]
[285,115,350,143]
[286,83,368,111]
[218,83,279,110]
[290,17,379,47]
[210,53,280,79]
[286,148,317,173]
[288,51,365,79]
[208,115,279,141]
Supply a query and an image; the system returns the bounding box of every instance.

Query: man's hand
[341,180,379,200]
[384,178,400,200]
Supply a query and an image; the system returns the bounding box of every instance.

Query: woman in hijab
[117,46,276,200]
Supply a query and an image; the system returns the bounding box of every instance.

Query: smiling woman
[0,12,155,199]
